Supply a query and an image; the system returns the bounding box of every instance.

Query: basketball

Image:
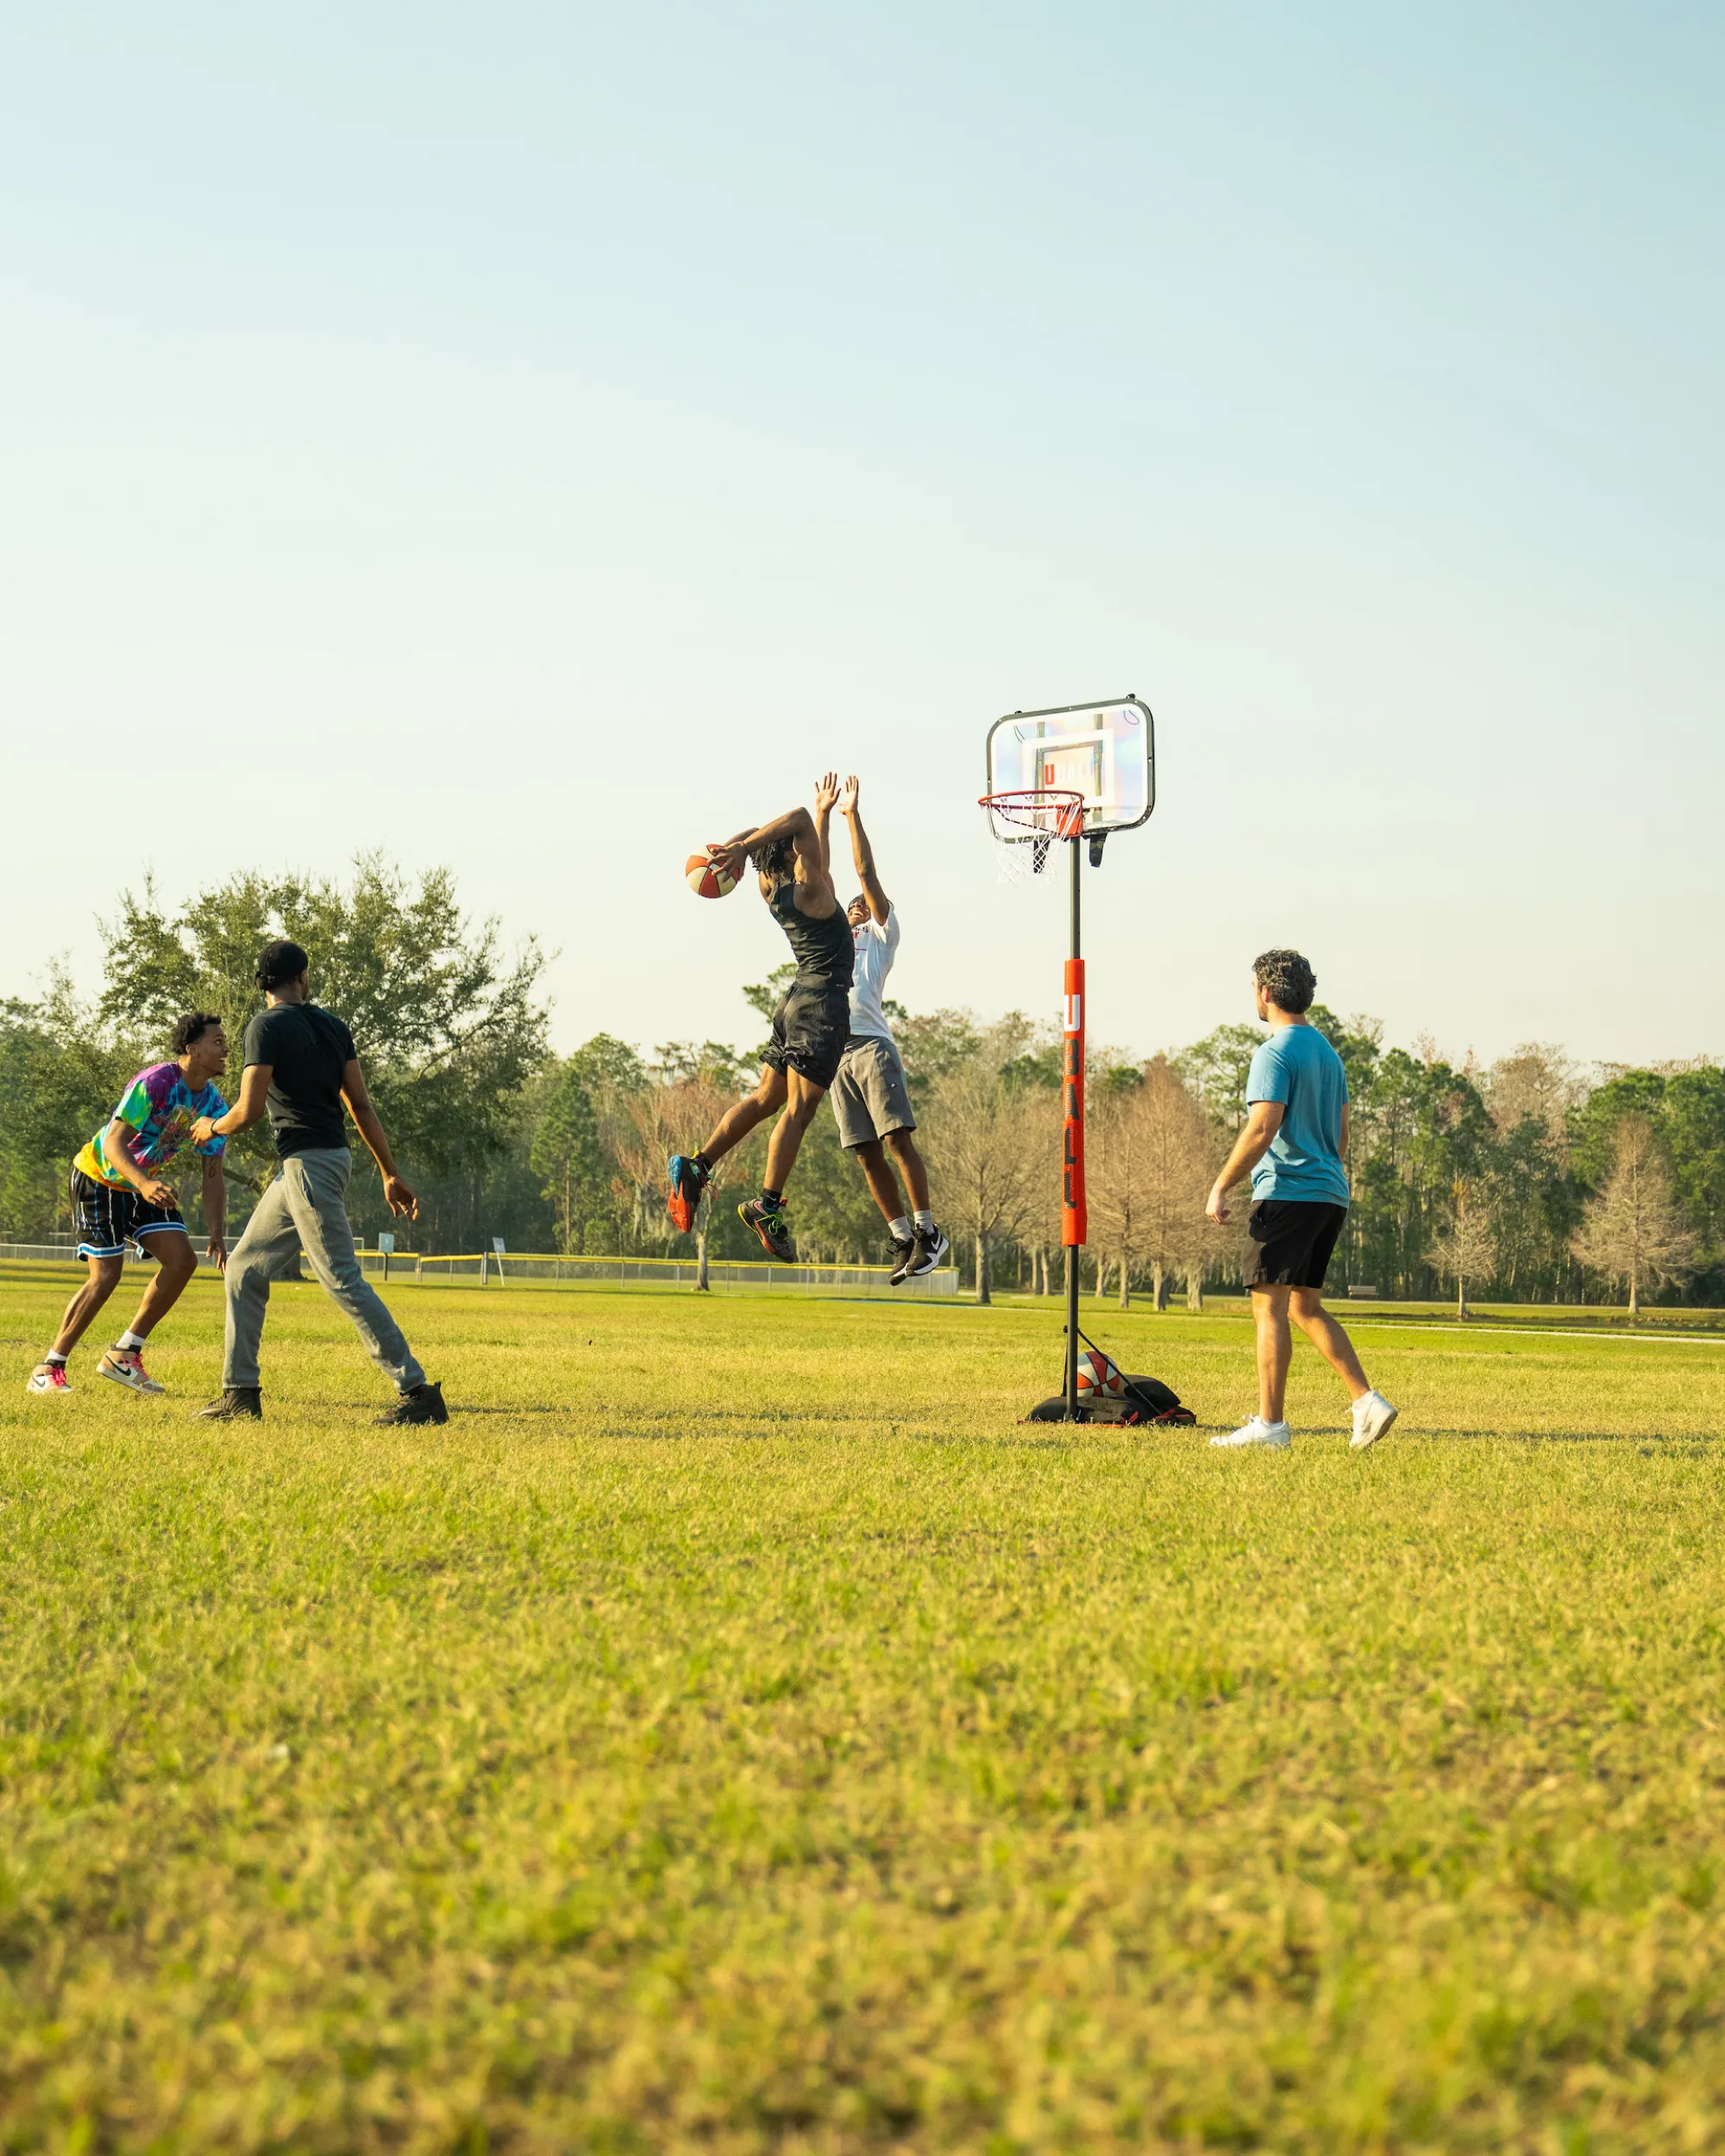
[686,849,737,899]
[1075,1348,1125,1402]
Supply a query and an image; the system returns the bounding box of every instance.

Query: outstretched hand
[838,774,859,814]
[813,772,840,816]
[707,838,750,884]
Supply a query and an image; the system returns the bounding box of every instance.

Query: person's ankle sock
[45,1351,67,1367]
[761,1188,783,1211]
[693,1151,712,1175]
[913,1209,935,1232]
[889,1216,912,1241]
[117,1331,146,1352]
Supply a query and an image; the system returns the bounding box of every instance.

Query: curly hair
[1252,948,1317,1014]
[255,938,310,993]
[750,835,794,881]
[170,1011,223,1055]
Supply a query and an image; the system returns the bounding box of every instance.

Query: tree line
[2,860,1719,1313]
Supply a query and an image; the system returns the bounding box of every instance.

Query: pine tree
[1571,1116,1697,1319]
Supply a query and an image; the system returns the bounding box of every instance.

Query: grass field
[2,1269,1722,2153]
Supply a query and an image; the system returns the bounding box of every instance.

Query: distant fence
[0,1243,959,1300]
[395,1250,959,1298]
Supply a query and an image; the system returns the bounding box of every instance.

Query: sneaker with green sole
[737,1197,795,1261]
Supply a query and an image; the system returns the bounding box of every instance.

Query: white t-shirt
[848,907,901,1041]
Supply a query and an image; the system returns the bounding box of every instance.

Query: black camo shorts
[762,980,850,1092]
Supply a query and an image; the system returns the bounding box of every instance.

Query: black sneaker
[907,1225,950,1278]
[376,1381,448,1426]
[667,1153,710,1233]
[198,1387,262,1420]
[888,1236,917,1285]
[737,1197,795,1261]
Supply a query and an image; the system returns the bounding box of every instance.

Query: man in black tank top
[667,777,854,1262]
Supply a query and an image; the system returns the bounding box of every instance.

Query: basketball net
[978,788,1086,887]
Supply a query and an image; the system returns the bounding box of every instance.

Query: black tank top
[768,876,854,988]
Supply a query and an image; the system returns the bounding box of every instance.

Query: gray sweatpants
[223,1147,424,1393]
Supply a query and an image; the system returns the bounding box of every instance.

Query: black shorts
[1241,1199,1347,1291]
[70,1165,186,1259]
[762,980,850,1092]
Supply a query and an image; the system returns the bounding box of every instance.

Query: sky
[2,2,1720,1072]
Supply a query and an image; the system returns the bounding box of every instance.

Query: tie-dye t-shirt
[73,1064,229,1189]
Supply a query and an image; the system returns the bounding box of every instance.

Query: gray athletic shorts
[830,1034,916,1150]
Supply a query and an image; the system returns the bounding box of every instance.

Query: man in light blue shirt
[1204,949,1397,1452]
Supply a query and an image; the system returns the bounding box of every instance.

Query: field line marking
[1344,1319,1725,1348]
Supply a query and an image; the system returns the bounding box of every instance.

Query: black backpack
[1024,1374,1197,1426]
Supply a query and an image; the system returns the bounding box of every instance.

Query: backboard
[984,697,1154,837]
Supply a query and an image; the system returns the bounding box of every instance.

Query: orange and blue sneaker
[737,1195,795,1262]
[667,1154,710,1232]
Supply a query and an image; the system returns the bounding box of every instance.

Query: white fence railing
[0,1243,959,1300]
[404,1252,957,1297]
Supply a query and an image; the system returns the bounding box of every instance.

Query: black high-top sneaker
[375,1382,448,1426]
[198,1387,262,1420]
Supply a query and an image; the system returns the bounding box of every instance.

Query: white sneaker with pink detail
[97,1348,166,1396]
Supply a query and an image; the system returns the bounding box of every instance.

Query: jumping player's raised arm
[838,776,890,923]
[710,808,837,916]
[812,772,839,871]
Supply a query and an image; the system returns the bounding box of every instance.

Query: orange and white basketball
[685,849,737,899]
[1076,1349,1125,1402]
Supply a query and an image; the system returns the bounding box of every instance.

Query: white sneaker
[1351,1390,1398,1451]
[1210,1417,1291,1450]
[26,1362,72,1395]
[97,1348,166,1396]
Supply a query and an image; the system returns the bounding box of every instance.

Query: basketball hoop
[982,697,1157,1422]
[979,787,1086,885]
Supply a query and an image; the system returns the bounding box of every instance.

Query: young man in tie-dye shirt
[27,1012,230,1398]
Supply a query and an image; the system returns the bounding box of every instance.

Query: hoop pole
[1063,834,1086,1419]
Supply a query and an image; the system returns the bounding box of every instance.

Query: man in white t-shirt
[819,776,949,1283]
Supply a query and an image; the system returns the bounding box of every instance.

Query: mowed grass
[1,1270,1722,2154]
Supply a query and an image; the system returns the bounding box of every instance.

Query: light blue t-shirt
[1246,1025,1350,1206]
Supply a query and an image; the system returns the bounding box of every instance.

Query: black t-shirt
[242,1003,358,1157]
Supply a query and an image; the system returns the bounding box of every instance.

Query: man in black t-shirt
[191,938,445,1425]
